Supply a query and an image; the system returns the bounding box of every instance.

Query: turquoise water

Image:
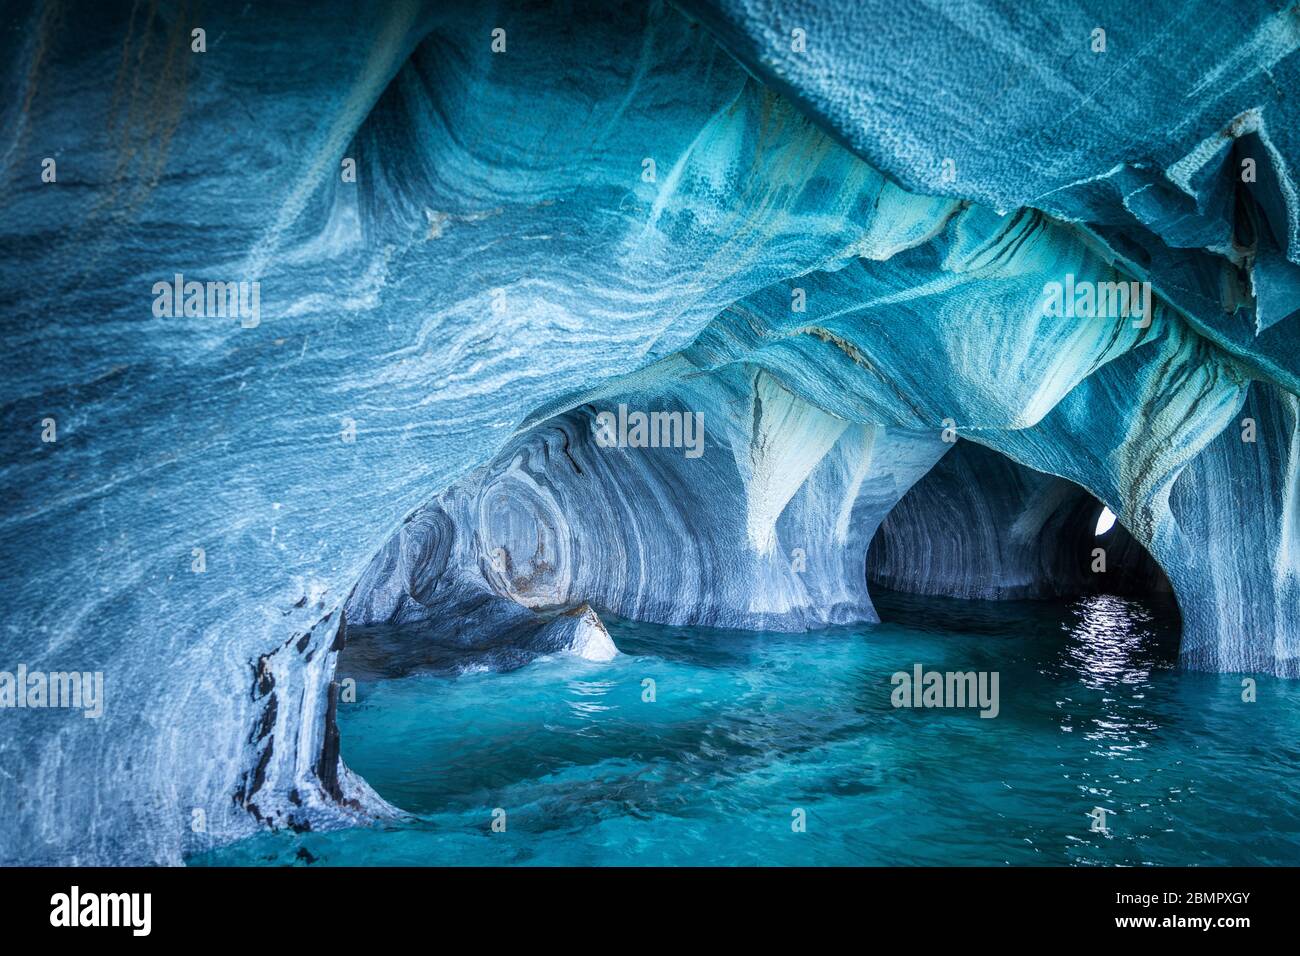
[192,592,1300,866]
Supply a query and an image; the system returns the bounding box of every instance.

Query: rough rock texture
[1166,382,1300,676]
[680,0,1300,392]
[1,0,1298,864]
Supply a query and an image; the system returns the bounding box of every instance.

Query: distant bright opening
[1094,506,1117,536]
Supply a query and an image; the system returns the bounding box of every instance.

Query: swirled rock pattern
[1,0,1298,864]
[344,367,946,640]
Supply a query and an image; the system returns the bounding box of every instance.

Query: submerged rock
[531,605,619,663]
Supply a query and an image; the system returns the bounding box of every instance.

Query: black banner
[0,866,1276,941]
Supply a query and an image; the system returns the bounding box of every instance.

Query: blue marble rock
[0,0,1297,864]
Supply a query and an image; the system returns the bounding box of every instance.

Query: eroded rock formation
[2,0,1298,864]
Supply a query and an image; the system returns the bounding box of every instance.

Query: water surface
[192,592,1300,866]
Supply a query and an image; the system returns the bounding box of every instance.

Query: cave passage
[866,440,1179,654]
[317,421,1196,868]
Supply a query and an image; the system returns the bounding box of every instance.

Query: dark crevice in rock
[868,440,1174,603]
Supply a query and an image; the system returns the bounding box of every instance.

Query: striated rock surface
[344,366,947,635]
[0,0,1298,864]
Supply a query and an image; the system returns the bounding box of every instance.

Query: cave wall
[0,0,957,864]
[1,0,1298,864]
[345,366,948,635]
[1166,382,1300,676]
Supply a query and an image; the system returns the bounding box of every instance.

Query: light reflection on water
[1067,595,1160,688]
[190,591,1300,867]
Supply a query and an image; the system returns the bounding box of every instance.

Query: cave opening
[314,421,1195,864]
[1094,506,1117,536]
[865,440,1181,662]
